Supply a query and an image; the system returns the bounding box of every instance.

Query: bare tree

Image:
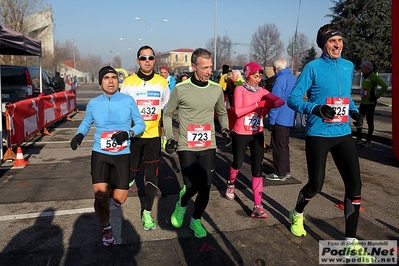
[205,35,231,70]
[0,0,46,65]
[0,1,106,75]
[233,54,248,67]
[112,55,122,68]
[287,32,310,74]
[250,23,284,67]
[0,0,45,33]
[52,40,75,70]
[80,54,103,78]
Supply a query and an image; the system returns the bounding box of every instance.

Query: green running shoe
[362,142,372,148]
[142,211,156,231]
[190,219,207,238]
[178,185,186,204]
[354,139,363,144]
[171,202,186,228]
[289,209,306,237]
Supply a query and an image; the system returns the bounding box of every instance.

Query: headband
[317,30,342,48]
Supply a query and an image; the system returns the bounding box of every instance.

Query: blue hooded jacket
[287,54,359,137]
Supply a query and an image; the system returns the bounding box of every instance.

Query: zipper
[334,60,342,95]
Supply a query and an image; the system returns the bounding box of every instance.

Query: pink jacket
[233,85,284,135]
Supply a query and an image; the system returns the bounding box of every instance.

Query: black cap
[99,66,117,85]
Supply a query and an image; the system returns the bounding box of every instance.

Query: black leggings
[302,134,362,198]
[357,103,376,142]
[231,132,264,177]
[178,149,215,219]
[295,134,362,237]
[129,137,161,211]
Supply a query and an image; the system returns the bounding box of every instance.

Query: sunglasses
[138,55,155,61]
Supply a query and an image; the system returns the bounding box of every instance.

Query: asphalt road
[0,83,397,266]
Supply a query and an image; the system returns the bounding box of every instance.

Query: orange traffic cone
[12,146,29,167]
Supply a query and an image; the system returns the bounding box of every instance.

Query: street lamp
[135,17,168,46]
[122,37,142,69]
[110,50,113,67]
[71,39,76,69]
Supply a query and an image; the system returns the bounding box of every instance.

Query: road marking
[0,207,94,221]
[379,102,392,107]
[23,140,94,144]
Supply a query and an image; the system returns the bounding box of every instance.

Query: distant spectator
[265,58,296,181]
[118,73,125,83]
[218,64,230,91]
[65,75,72,86]
[264,66,276,91]
[52,72,65,92]
[179,73,189,82]
[355,60,389,148]
[225,70,244,108]
[159,65,176,93]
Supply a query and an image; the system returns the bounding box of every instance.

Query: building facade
[25,8,54,55]
[156,48,194,75]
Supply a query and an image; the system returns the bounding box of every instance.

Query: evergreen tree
[328,0,391,72]
[300,46,318,72]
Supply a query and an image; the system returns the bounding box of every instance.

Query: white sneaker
[265,173,286,181]
[225,181,235,200]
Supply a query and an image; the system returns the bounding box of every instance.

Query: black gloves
[267,124,275,131]
[312,105,336,120]
[350,110,364,128]
[222,128,232,147]
[70,133,84,150]
[165,139,177,154]
[112,131,129,145]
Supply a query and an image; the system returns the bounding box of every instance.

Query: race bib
[360,88,368,98]
[325,97,349,123]
[137,99,161,121]
[187,124,211,148]
[244,112,264,131]
[100,131,127,152]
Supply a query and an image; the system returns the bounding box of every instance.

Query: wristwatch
[129,130,135,138]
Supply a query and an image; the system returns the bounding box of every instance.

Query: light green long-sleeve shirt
[360,72,388,104]
[163,79,228,152]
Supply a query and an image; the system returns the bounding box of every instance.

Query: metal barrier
[2,90,77,161]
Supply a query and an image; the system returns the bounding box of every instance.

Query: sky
[44,0,334,70]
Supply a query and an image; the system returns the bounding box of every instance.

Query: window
[175,54,178,62]
[184,55,188,62]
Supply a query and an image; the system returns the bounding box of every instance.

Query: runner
[224,61,284,219]
[287,23,373,261]
[163,48,231,238]
[120,45,170,231]
[70,66,145,246]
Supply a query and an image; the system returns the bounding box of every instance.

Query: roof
[169,48,195,53]
[156,48,195,56]
[0,24,41,56]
